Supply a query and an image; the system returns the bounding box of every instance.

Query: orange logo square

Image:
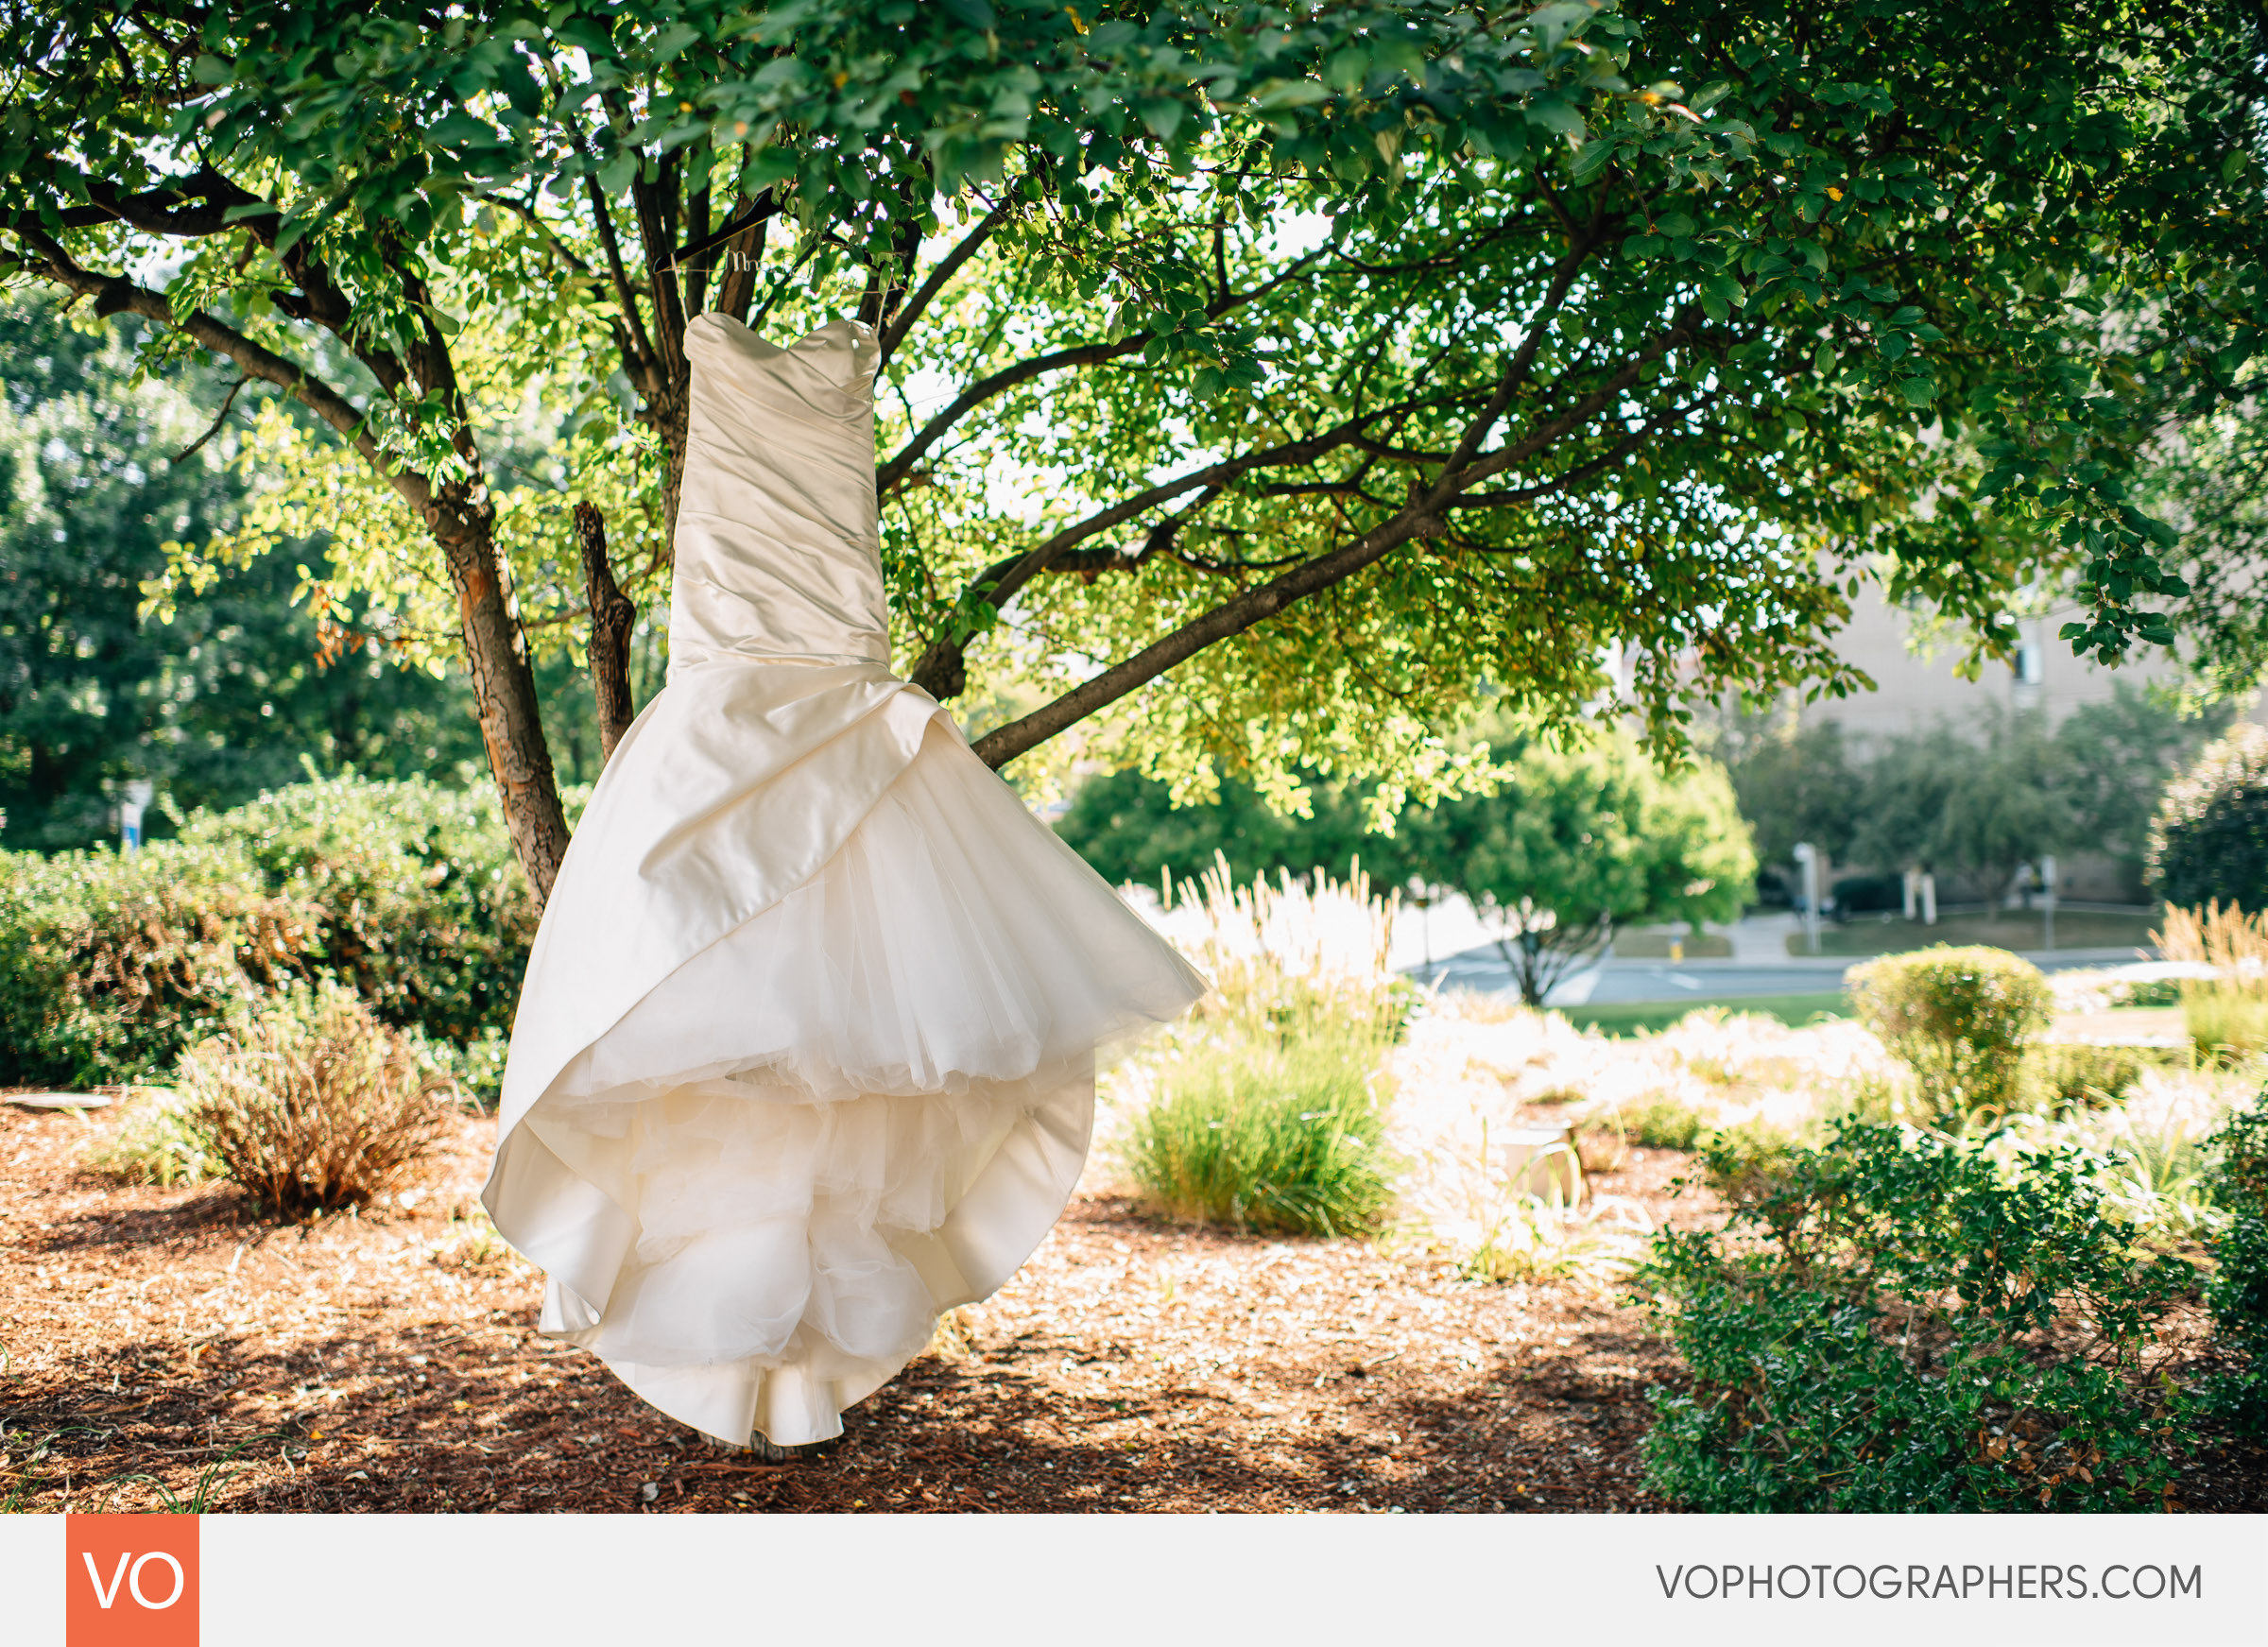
[64,1514,198,1646]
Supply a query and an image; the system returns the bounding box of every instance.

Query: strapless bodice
[667,315,889,675]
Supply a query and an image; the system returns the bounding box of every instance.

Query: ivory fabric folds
[483,315,1205,1448]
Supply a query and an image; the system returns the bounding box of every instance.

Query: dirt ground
[2,1098,2259,1515]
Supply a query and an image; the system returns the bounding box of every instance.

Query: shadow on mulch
[2,1104,2259,1516]
[32,1189,254,1254]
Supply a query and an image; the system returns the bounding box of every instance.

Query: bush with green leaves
[2204,1093,2268,1433]
[1620,1094,1708,1152]
[2149,724,2268,913]
[1637,1121,2197,1512]
[2031,1043,2154,1113]
[0,840,315,1087]
[1849,946,2053,1124]
[0,775,535,1094]
[179,773,539,1048]
[1119,861,1404,1237]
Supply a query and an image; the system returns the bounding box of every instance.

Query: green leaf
[649,23,700,60]
[1526,95,1586,144]
[428,110,496,148]
[596,150,639,197]
[1137,96,1186,142]
[1570,139,1616,184]
[1250,80,1329,113]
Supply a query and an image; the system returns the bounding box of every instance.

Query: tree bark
[431,491,572,906]
[576,501,638,764]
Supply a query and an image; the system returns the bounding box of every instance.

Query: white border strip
[7,1512,2265,1647]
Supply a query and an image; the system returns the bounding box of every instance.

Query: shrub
[2148,723,2268,912]
[1119,1035,1394,1237]
[86,1088,226,1188]
[0,841,315,1088]
[180,774,538,1048]
[2204,1093,2268,1433]
[1121,857,1404,1237]
[2100,1123,2217,1249]
[1848,946,2053,1124]
[2117,975,2188,1009]
[1449,1191,1646,1285]
[0,776,536,1096]
[2186,991,2268,1063]
[1621,1094,1708,1151]
[1162,853,1412,1045]
[1637,1121,2198,1511]
[1831,872,1903,916]
[2032,1044,2153,1113]
[177,981,455,1215]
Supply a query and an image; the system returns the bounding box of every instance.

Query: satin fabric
[482,315,1205,1447]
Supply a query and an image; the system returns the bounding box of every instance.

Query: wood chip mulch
[0,1097,1704,1515]
[3,1100,2259,1515]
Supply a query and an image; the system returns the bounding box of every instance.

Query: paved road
[1408,946,2151,1005]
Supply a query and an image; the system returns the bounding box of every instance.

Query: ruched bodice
[669,315,891,672]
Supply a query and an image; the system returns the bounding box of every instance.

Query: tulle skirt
[493,714,1204,1446]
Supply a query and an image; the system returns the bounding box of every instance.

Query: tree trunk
[576,501,638,764]
[431,488,571,906]
[655,381,691,568]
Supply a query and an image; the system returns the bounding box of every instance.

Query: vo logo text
[64,1515,198,1646]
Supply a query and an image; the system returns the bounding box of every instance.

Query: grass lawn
[1788,908,2158,958]
[1561,991,1851,1037]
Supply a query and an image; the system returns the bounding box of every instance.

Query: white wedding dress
[482,315,1205,1448]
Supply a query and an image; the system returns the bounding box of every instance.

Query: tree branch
[173,372,251,460]
[1444,391,1724,508]
[876,248,1333,495]
[626,147,689,383]
[1437,236,1600,480]
[970,317,1699,768]
[8,222,434,514]
[904,412,1412,697]
[878,337,1150,497]
[670,191,780,269]
[482,190,595,277]
[970,504,1447,769]
[709,189,773,323]
[878,199,1009,369]
[586,174,657,376]
[575,501,638,763]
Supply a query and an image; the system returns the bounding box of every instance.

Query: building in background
[1808,586,2233,739]
[1776,587,2264,904]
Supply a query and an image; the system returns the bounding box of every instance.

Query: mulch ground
[3,1098,2260,1515]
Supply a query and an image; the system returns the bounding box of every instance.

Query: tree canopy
[1056,717,1754,1005]
[2149,724,2268,912]
[1399,724,1756,1003]
[0,290,500,848]
[6,0,2261,901]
